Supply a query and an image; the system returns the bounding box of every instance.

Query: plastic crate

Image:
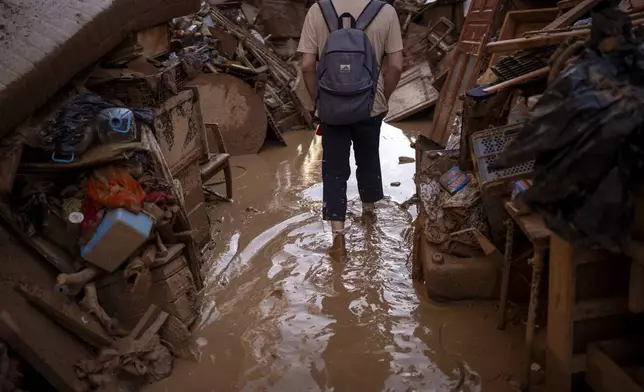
[470,124,534,188]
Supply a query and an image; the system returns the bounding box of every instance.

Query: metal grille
[491,46,557,81]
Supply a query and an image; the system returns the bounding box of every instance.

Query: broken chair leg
[498,220,514,330]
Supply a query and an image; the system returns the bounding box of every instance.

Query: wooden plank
[487,8,560,67]
[587,340,644,392]
[558,0,584,10]
[505,202,552,245]
[629,261,644,313]
[546,235,576,392]
[543,0,601,30]
[16,282,114,349]
[385,62,439,122]
[0,310,85,392]
[573,298,629,322]
[0,200,77,274]
[486,29,590,53]
[425,0,503,145]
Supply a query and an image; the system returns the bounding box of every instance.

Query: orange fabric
[87,166,146,213]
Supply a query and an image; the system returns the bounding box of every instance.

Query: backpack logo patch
[340,64,351,73]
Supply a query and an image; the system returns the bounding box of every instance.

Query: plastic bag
[87,166,146,213]
[493,41,644,252]
[43,93,154,154]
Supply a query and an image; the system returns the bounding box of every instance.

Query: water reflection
[146,123,523,392]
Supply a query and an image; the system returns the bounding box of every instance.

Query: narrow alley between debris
[147,122,525,392]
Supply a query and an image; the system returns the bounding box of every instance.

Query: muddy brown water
[147,122,526,392]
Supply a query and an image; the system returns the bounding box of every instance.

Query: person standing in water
[298,0,403,260]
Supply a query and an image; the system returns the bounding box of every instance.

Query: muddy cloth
[492,41,644,252]
[87,166,147,213]
[321,116,384,221]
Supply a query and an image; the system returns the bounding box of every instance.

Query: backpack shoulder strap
[355,0,386,31]
[318,0,339,33]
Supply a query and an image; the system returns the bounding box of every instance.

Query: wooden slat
[543,0,601,30]
[558,0,584,10]
[425,0,503,145]
[17,282,114,349]
[629,261,644,313]
[0,310,86,392]
[587,340,644,392]
[546,235,576,392]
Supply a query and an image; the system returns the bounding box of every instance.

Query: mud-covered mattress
[0,0,199,138]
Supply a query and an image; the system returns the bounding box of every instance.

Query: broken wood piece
[0,134,23,196]
[543,0,601,31]
[20,142,144,173]
[17,282,114,349]
[156,221,178,245]
[142,128,204,291]
[385,62,438,122]
[119,305,169,353]
[482,66,551,94]
[141,245,157,267]
[0,200,77,274]
[487,12,644,53]
[557,0,583,10]
[0,310,88,392]
[486,29,590,53]
[80,283,124,336]
[160,315,201,361]
[629,260,644,313]
[156,233,169,257]
[143,203,165,223]
[152,243,185,268]
[55,265,104,296]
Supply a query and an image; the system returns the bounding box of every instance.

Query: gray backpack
[316,0,385,125]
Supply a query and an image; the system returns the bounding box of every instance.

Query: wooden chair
[201,123,233,200]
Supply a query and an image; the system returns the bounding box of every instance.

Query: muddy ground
[146,120,527,392]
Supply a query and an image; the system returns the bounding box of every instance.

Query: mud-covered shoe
[328,233,347,262]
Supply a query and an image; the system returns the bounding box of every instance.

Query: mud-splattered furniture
[95,244,199,330]
[546,237,632,392]
[498,201,551,391]
[202,123,233,200]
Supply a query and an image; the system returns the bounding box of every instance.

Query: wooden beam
[16,282,114,349]
[546,236,576,392]
[629,261,644,313]
[0,201,77,274]
[557,0,584,10]
[544,0,602,31]
[486,29,590,53]
[587,340,644,392]
[0,310,86,392]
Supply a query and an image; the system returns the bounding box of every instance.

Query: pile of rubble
[414,0,644,300]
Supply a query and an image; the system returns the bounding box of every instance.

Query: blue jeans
[321,115,384,221]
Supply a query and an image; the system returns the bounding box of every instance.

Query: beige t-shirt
[297,0,404,117]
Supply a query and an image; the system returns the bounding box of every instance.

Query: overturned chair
[200,123,233,200]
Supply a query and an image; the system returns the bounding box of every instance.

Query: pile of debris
[414,0,644,300]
